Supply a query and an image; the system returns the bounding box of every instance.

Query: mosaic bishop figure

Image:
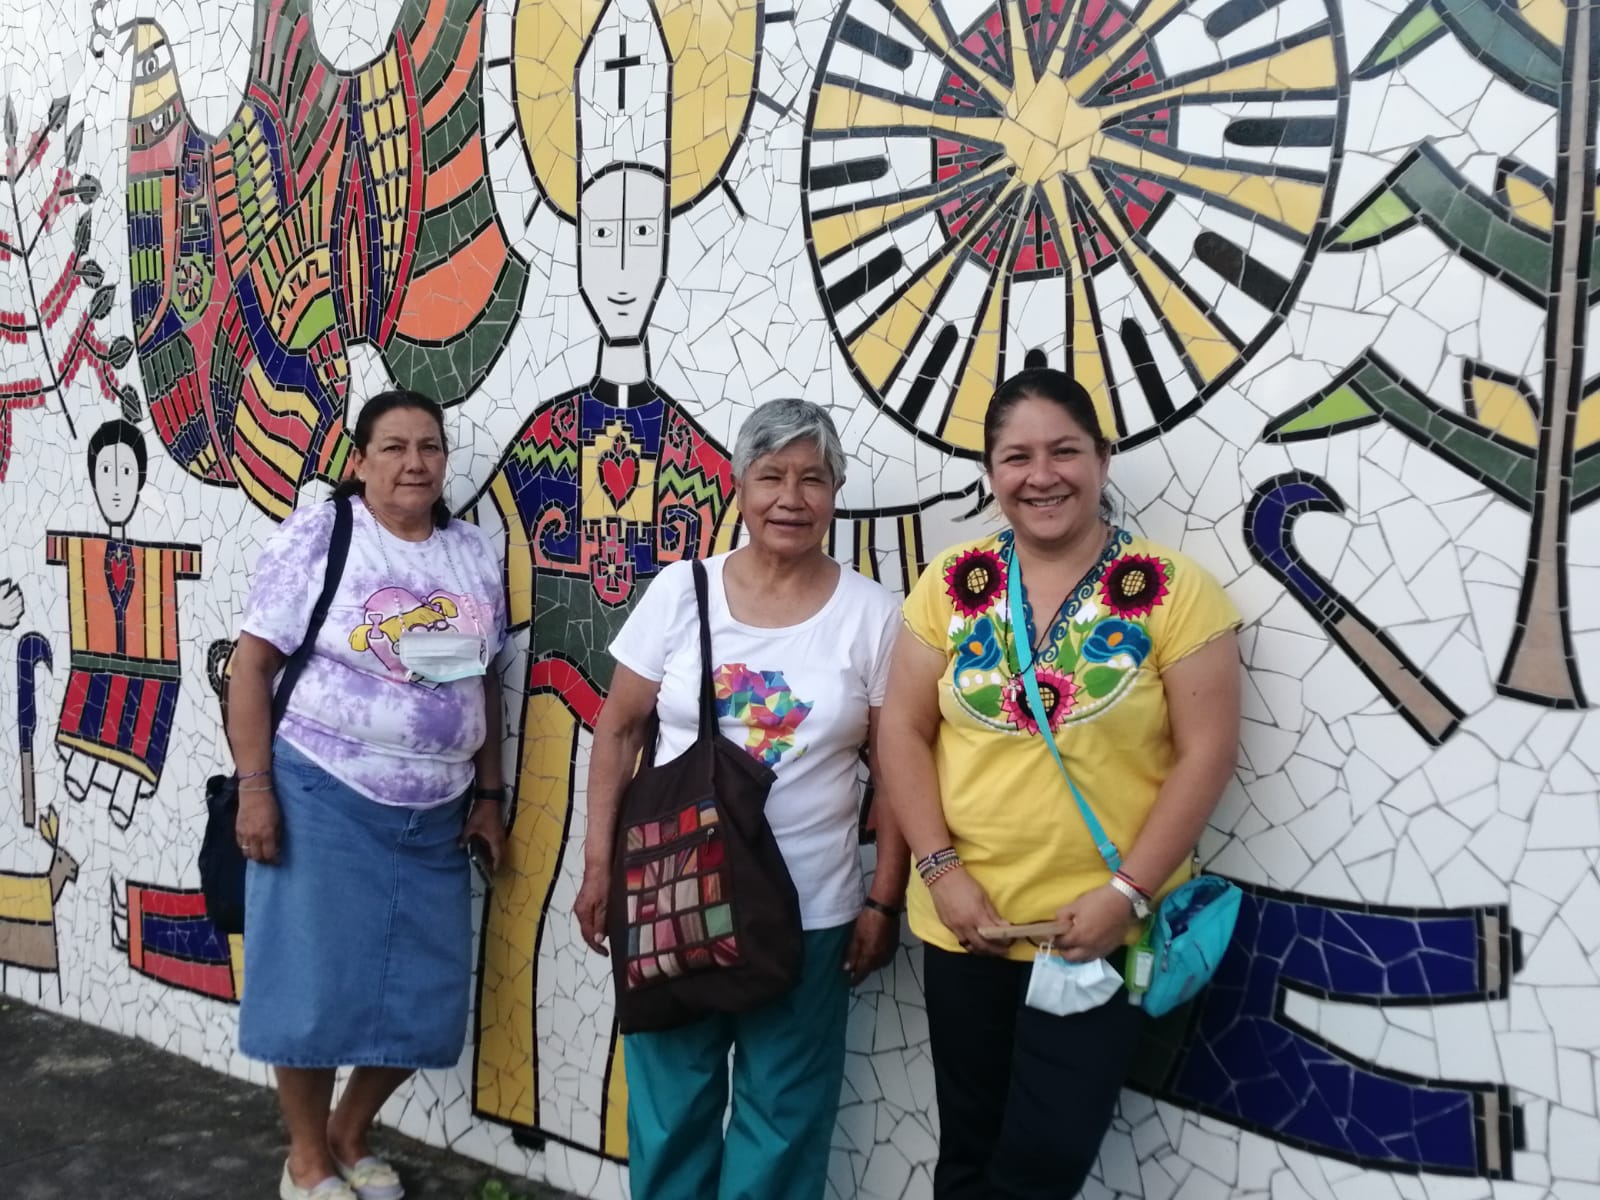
[466,0,735,634]
[462,0,737,1154]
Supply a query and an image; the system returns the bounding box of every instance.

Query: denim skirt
[238,740,471,1069]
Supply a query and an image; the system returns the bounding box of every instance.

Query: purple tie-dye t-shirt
[241,500,507,807]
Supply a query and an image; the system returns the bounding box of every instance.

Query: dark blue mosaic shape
[1145,882,1519,1179]
[140,913,229,966]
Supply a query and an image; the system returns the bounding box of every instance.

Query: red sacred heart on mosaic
[598,435,640,509]
[108,551,131,595]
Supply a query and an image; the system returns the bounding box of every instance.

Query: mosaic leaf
[1362,0,1563,102]
[1516,0,1567,43]
[1327,188,1416,247]
[1579,377,1600,453]
[1494,159,1556,231]
[1265,355,1537,508]
[1463,362,1539,448]
[1574,380,1600,508]
[1353,0,1447,79]
[61,120,82,169]
[1262,382,1378,441]
[1326,145,1551,303]
[1575,449,1600,508]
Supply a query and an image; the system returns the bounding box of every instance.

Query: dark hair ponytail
[334,389,452,529]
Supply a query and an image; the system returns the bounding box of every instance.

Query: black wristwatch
[862,897,904,918]
[472,786,507,804]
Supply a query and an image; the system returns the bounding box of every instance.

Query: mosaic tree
[1263,0,1597,709]
[0,93,135,481]
[122,0,529,521]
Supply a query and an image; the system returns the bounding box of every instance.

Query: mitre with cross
[577,0,670,180]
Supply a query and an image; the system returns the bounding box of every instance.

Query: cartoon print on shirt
[347,587,484,681]
[714,664,813,767]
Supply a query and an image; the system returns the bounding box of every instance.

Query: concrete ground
[0,999,574,1200]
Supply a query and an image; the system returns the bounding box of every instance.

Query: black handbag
[606,560,804,1033]
[199,495,353,934]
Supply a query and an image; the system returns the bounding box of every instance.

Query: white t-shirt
[609,553,900,930]
[241,500,507,807]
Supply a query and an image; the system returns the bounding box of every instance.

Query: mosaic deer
[0,807,79,974]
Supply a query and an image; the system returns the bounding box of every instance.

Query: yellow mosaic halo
[512,0,761,221]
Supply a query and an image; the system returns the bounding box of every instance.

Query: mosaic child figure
[46,420,201,829]
[463,0,739,1152]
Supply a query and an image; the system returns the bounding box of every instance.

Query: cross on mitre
[577,0,670,180]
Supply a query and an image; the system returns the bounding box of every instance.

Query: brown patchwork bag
[606,560,803,1033]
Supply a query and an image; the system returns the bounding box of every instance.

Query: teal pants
[623,923,853,1200]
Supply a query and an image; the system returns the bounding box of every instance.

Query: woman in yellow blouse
[878,368,1241,1198]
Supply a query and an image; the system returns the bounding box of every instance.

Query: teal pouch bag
[1139,875,1241,1017]
[1006,543,1240,1019]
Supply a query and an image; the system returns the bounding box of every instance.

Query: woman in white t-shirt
[575,399,908,1200]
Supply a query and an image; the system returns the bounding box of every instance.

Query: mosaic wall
[2,0,1598,1196]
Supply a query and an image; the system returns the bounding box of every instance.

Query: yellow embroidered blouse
[902,528,1240,963]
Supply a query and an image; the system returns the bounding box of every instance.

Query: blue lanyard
[1005,544,1122,872]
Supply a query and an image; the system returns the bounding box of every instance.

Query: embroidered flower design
[1101,555,1169,618]
[955,615,1004,675]
[999,666,1080,734]
[944,548,1006,618]
[1082,619,1152,666]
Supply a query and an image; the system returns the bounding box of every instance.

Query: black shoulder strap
[692,559,717,738]
[270,494,354,730]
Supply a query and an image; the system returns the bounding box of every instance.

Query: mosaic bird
[123,0,528,520]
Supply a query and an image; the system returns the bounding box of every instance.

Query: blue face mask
[1024,946,1121,1016]
[395,629,487,684]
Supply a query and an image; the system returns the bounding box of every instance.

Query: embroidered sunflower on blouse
[1101,554,1169,619]
[999,666,1080,734]
[944,547,1007,618]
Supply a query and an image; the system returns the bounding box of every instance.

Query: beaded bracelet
[922,860,962,887]
[915,847,960,883]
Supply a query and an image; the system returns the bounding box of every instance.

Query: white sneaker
[336,1156,405,1200]
[279,1162,359,1200]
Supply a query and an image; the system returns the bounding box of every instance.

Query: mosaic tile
[3,0,1600,1196]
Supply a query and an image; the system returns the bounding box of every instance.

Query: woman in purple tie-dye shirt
[227,390,508,1200]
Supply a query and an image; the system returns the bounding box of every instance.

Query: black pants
[924,945,1145,1199]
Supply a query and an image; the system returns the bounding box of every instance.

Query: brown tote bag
[606,561,804,1034]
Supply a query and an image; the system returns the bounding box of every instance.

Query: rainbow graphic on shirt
[713,664,812,766]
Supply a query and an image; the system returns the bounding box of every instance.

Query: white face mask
[1024,947,1122,1016]
[395,628,487,684]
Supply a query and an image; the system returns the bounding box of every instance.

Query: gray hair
[732,399,848,487]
